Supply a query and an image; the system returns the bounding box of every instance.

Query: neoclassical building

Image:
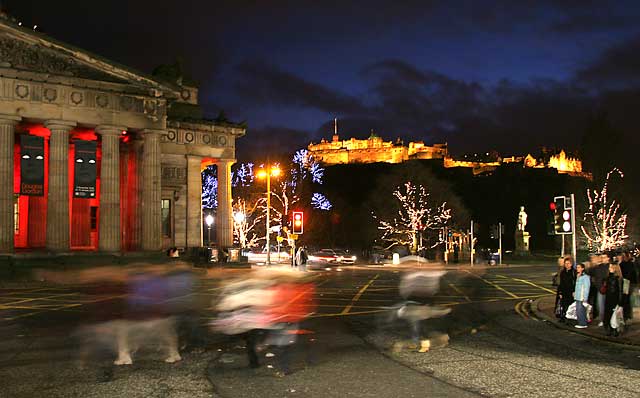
[0,16,244,254]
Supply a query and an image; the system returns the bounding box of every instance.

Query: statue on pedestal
[515,206,530,255]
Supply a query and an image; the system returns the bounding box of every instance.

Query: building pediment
[0,19,179,98]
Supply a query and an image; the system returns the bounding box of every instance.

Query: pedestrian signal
[552,196,572,235]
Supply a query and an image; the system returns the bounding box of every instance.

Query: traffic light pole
[571,193,577,266]
[470,220,474,266]
[498,222,502,265]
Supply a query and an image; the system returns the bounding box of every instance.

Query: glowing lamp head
[271,167,281,177]
[256,169,267,179]
[233,212,245,223]
[205,214,214,227]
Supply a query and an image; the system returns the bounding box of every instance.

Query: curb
[530,296,640,348]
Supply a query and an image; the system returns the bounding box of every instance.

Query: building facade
[0,17,244,254]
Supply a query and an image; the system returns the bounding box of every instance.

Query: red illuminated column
[141,129,162,251]
[45,120,76,252]
[96,125,124,252]
[216,159,234,247]
[0,114,20,253]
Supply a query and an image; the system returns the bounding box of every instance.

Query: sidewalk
[533,295,640,346]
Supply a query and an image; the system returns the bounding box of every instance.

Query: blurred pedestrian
[620,251,636,321]
[574,263,590,329]
[587,254,609,326]
[603,263,623,336]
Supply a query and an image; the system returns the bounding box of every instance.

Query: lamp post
[257,165,281,265]
[233,211,245,248]
[205,214,214,246]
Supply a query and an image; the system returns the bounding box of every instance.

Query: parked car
[335,250,357,264]
[308,249,338,264]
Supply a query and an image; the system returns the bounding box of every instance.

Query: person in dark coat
[587,254,609,326]
[603,263,623,336]
[556,257,576,322]
[619,252,636,321]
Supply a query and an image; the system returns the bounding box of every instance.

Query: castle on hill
[307,123,588,178]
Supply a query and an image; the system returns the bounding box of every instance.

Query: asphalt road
[1,264,639,397]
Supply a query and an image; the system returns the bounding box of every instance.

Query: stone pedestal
[0,115,20,253]
[97,125,124,252]
[216,160,234,248]
[45,120,76,252]
[515,231,530,256]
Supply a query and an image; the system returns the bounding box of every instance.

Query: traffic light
[552,196,572,235]
[292,211,304,234]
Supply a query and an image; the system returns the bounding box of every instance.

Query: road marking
[448,283,471,302]
[464,270,519,298]
[496,274,556,294]
[341,274,379,314]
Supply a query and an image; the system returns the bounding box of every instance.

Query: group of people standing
[555,251,639,336]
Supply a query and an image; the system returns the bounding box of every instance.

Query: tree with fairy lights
[375,181,451,254]
[232,197,265,248]
[581,168,628,252]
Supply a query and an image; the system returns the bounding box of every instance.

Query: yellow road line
[496,275,556,294]
[464,270,519,298]
[448,283,471,302]
[341,274,379,314]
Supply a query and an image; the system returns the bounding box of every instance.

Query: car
[335,250,357,264]
[245,247,291,262]
[308,249,338,264]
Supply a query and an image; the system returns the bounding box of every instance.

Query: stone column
[141,129,162,251]
[216,159,234,248]
[186,155,203,248]
[45,120,76,252]
[0,115,20,253]
[130,137,144,250]
[96,125,124,252]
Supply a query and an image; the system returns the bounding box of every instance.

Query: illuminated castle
[308,120,448,165]
[308,122,587,177]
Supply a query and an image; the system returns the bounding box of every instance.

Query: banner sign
[73,140,97,198]
[20,135,45,196]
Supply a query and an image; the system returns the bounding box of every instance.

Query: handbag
[554,300,563,318]
[599,280,607,294]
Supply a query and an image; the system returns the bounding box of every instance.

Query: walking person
[588,254,609,326]
[603,263,623,336]
[556,257,576,323]
[574,263,591,329]
[620,251,637,322]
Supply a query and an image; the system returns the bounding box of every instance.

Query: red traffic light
[292,211,304,234]
[549,202,556,211]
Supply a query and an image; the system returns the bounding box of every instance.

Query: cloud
[236,125,312,162]
[575,34,640,89]
[234,59,366,114]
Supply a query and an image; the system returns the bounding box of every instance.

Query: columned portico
[45,120,76,251]
[216,159,234,247]
[141,129,162,250]
[96,125,124,252]
[0,114,20,253]
[186,155,203,248]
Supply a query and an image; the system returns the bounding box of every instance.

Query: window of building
[90,207,98,231]
[13,195,19,232]
[161,199,171,237]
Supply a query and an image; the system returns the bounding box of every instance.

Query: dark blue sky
[7,1,640,160]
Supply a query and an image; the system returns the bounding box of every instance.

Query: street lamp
[205,214,214,246]
[256,165,281,265]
